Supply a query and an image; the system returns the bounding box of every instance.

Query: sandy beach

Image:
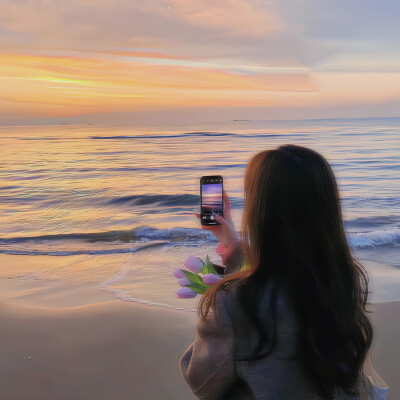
[0,278,199,400]
[0,266,398,399]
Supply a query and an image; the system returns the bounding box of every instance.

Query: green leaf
[201,263,212,274]
[201,254,218,275]
[210,264,219,275]
[182,270,207,287]
[198,257,206,266]
[186,284,207,294]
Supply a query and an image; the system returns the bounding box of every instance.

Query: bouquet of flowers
[173,254,223,299]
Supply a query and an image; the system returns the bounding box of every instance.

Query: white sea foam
[102,287,197,312]
[347,227,400,247]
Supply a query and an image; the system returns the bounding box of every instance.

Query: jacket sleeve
[179,290,237,400]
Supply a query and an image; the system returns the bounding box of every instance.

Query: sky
[1,0,400,126]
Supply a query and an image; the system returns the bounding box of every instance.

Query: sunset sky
[1,0,400,126]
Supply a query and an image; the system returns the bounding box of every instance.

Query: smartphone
[200,175,224,226]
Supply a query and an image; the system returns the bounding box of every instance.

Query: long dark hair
[198,144,373,399]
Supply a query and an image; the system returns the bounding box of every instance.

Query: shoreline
[0,276,398,399]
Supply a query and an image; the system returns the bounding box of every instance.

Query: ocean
[0,117,399,311]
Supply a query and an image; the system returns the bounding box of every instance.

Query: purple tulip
[183,255,204,273]
[203,273,222,286]
[178,277,191,287]
[173,268,186,279]
[177,286,197,299]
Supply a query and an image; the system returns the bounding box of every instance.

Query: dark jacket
[179,243,364,400]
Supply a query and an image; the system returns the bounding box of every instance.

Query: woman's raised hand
[195,189,239,249]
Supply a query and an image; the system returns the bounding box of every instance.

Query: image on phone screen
[200,176,223,226]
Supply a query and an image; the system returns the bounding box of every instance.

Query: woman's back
[221,282,364,400]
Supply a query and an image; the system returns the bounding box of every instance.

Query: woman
[179,144,378,400]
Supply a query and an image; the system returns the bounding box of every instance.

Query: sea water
[0,117,399,311]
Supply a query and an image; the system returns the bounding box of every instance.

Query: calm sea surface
[0,117,399,311]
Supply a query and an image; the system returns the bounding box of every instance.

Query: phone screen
[200,176,223,225]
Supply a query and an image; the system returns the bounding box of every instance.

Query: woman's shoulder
[216,278,299,330]
[219,277,288,305]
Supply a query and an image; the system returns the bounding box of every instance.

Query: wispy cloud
[0,0,399,124]
[0,50,317,119]
[167,0,281,37]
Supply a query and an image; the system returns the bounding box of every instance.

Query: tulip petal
[177,286,197,299]
[178,277,191,287]
[173,268,186,279]
[203,273,223,286]
[183,255,204,273]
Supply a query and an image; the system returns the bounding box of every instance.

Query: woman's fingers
[223,189,235,227]
[196,189,235,229]
[194,212,220,230]
[224,189,231,218]
[211,212,231,229]
[212,212,239,247]
[194,211,238,247]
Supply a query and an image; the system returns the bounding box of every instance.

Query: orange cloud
[0,51,316,117]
